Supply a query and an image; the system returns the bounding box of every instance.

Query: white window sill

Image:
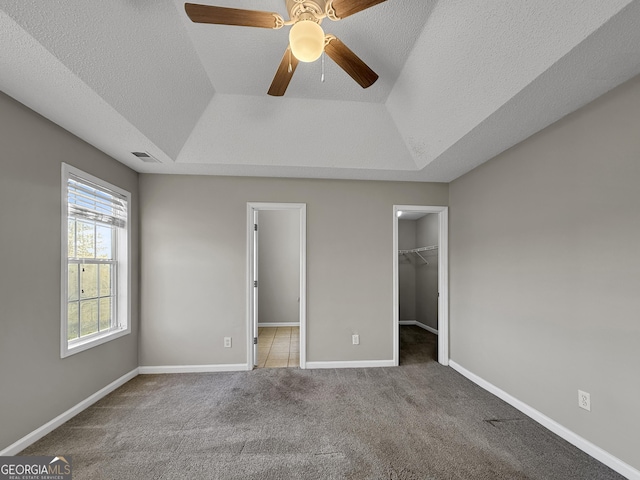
[62,328,130,358]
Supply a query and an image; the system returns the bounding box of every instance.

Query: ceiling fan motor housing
[286,0,326,23]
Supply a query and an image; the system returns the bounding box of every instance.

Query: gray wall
[258,210,300,325]
[449,75,640,470]
[398,220,416,321]
[139,175,448,365]
[415,214,439,330]
[0,92,139,452]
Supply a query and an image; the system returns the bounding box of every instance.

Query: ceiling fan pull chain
[321,51,325,83]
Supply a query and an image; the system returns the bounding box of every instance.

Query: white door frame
[247,202,307,369]
[393,205,449,366]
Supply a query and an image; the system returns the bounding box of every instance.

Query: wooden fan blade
[329,0,386,19]
[185,3,282,29]
[268,47,299,96]
[324,36,378,88]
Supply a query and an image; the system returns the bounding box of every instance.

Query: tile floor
[257,326,299,368]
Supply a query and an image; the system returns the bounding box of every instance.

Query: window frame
[61,163,131,358]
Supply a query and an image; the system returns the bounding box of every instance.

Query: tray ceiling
[1,0,640,181]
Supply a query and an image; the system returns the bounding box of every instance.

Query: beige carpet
[20,327,623,479]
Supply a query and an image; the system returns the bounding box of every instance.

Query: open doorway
[393,206,448,366]
[247,203,306,369]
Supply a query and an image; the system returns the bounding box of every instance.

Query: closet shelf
[398,245,438,265]
[398,245,438,254]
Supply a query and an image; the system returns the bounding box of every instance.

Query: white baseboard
[258,322,300,328]
[399,320,438,335]
[0,368,139,456]
[449,361,640,480]
[138,363,249,374]
[306,360,395,369]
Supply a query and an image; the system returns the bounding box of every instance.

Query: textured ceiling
[1,0,640,182]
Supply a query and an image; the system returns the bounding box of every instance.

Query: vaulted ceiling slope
[1,1,640,182]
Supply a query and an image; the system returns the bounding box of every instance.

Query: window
[61,164,131,357]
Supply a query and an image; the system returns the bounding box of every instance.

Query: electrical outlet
[352,334,360,345]
[224,337,232,348]
[578,390,591,411]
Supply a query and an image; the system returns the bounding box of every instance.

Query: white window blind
[67,175,127,228]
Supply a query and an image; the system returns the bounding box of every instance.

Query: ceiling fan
[184,0,385,96]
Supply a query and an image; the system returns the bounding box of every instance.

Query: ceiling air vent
[131,151,161,163]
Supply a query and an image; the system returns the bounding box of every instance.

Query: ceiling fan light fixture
[289,19,325,63]
[184,0,383,96]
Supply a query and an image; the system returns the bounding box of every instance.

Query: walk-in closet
[398,213,440,337]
